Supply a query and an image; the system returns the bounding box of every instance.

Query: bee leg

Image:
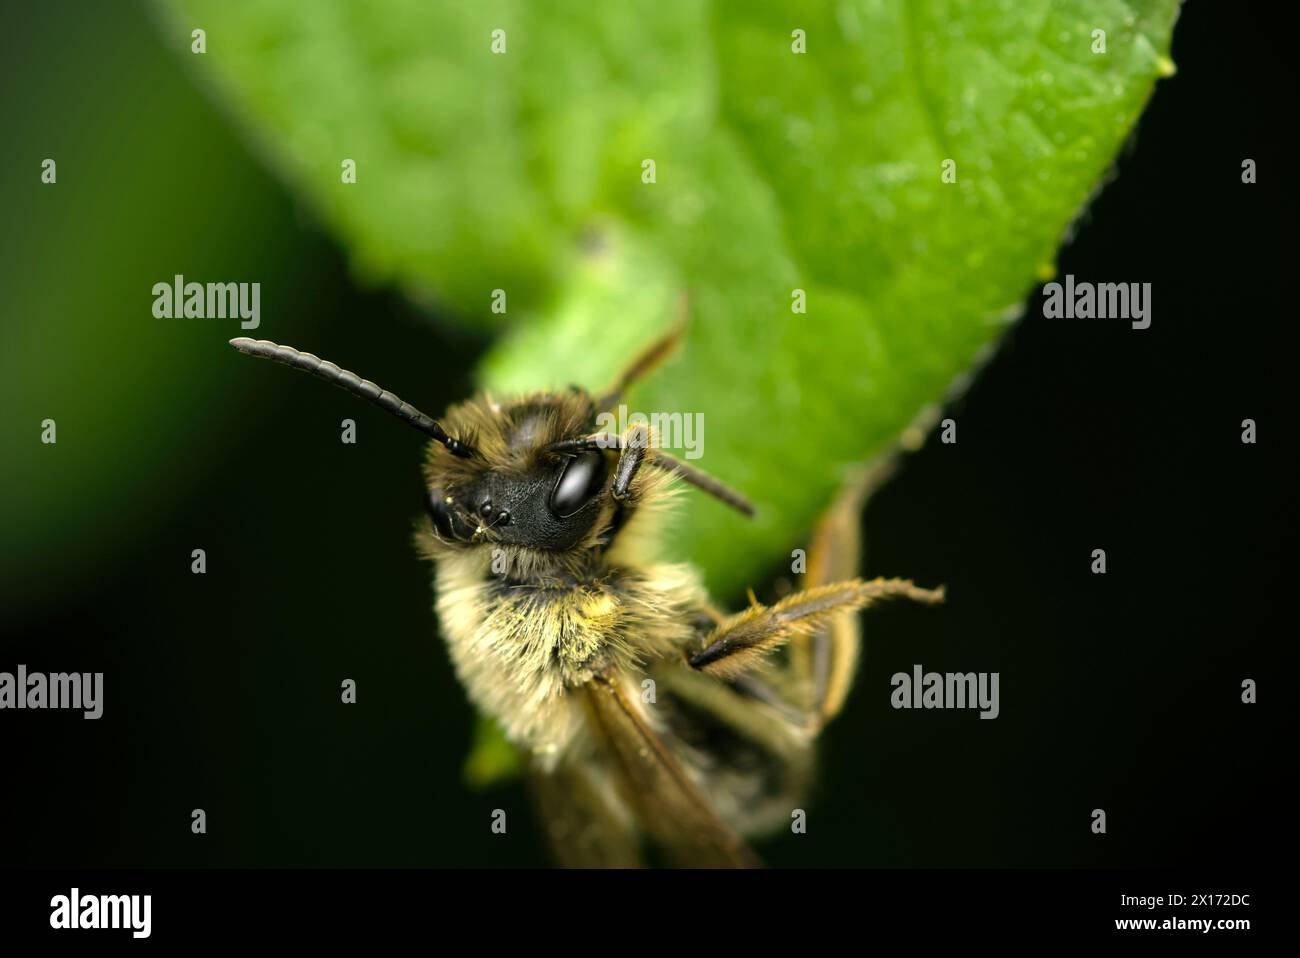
[750,459,901,729]
[692,461,941,729]
[789,463,877,729]
[595,299,689,411]
[689,577,943,679]
[611,423,650,501]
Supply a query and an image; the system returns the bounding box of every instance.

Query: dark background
[2,0,1294,868]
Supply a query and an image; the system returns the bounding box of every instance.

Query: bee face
[423,393,614,553]
[425,450,610,551]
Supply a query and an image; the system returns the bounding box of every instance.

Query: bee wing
[526,760,643,868]
[583,673,760,868]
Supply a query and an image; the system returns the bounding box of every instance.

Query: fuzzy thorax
[431,545,703,767]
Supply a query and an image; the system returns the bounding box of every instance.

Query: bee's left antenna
[229,338,473,457]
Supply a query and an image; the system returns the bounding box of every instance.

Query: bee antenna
[229,338,473,457]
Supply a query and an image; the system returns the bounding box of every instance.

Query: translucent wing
[526,759,643,868]
[582,673,760,868]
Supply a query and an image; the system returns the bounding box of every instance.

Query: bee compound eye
[548,450,607,519]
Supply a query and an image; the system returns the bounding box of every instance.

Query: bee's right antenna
[550,429,755,518]
[648,449,756,517]
[229,338,473,457]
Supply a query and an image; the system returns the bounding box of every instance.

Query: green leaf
[158,0,1180,782]
[463,715,522,788]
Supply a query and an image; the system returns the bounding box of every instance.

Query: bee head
[230,334,751,566]
[422,393,618,554]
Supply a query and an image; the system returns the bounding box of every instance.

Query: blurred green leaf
[158,0,1180,782]
[0,2,311,608]
[463,714,522,787]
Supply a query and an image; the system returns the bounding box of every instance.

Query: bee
[230,323,943,867]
